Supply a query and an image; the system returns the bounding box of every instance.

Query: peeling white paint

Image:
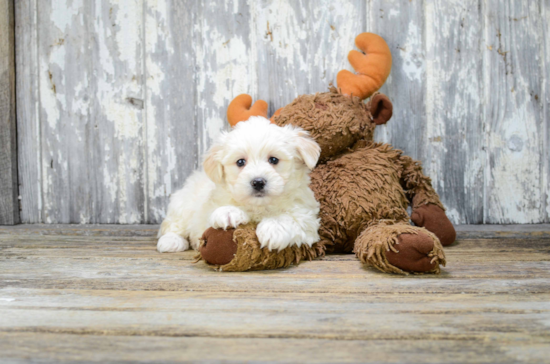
[113,0,141,71]
[51,0,82,33]
[401,23,423,82]
[255,0,309,73]
[108,101,141,139]
[39,59,60,129]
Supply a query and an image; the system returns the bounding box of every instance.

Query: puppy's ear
[295,130,321,170]
[203,143,224,184]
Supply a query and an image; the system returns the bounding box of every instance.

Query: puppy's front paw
[209,206,249,230]
[256,218,293,251]
[157,233,190,253]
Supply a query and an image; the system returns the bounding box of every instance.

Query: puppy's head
[204,117,320,206]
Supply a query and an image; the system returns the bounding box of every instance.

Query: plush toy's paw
[157,232,189,253]
[256,217,293,251]
[209,206,249,230]
[386,232,439,272]
[411,204,456,246]
[198,223,325,272]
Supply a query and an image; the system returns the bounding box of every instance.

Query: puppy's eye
[268,157,279,165]
[236,159,246,167]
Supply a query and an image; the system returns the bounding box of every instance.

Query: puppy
[157,116,321,253]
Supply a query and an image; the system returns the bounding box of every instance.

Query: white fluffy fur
[157,117,321,253]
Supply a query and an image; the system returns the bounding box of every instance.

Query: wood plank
[484,0,545,223]
[3,260,550,294]
[543,0,550,223]
[252,0,309,115]
[194,0,255,159]
[2,223,550,239]
[1,235,549,293]
[424,0,484,224]
[0,223,160,237]
[455,223,550,239]
[368,0,425,161]
[88,0,146,224]
[0,289,549,339]
[306,0,366,94]
[36,0,146,224]
[1,234,549,256]
[143,1,198,223]
[1,332,548,364]
[15,0,41,224]
[0,0,19,225]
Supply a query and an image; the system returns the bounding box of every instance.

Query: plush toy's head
[226,32,393,163]
[272,89,392,162]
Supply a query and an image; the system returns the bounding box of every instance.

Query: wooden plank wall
[14,0,550,224]
[0,0,19,225]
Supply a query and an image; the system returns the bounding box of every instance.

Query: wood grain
[484,0,545,223]
[0,227,549,362]
[368,0,425,162]
[543,0,550,223]
[144,1,198,223]
[195,0,255,158]
[2,333,548,363]
[15,0,40,224]
[0,0,18,225]
[424,0,485,224]
[35,0,146,224]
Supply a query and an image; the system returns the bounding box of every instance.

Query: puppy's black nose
[251,178,266,191]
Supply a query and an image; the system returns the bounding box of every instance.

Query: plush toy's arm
[399,155,444,210]
[399,155,456,246]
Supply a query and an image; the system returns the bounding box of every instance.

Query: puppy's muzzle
[251,178,267,192]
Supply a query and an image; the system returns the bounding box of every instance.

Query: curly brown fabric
[274,87,375,162]
[310,142,411,254]
[398,155,445,210]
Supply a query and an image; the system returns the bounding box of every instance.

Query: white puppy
[157,116,321,253]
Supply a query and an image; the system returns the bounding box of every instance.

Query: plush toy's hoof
[200,227,237,266]
[386,232,438,272]
[411,204,456,246]
[198,223,325,272]
[354,223,446,274]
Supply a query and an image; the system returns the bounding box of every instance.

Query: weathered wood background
[14,0,550,225]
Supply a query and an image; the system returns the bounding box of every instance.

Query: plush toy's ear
[369,93,393,125]
[227,94,269,127]
[203,143,224,184]
[294,130,321,170]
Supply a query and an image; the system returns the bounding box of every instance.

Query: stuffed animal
[197,33,456,274]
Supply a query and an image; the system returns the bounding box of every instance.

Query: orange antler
[227,94,268,127]
[336,33,392,100]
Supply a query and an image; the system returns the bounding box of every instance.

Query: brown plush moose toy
[198,33,456,274]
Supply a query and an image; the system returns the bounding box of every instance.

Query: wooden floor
[1,225,550,363]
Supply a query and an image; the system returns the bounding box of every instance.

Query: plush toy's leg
[410,204,456,247]
[399,155,456,246]
[354,222,446,274]
[198,223,325,272]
